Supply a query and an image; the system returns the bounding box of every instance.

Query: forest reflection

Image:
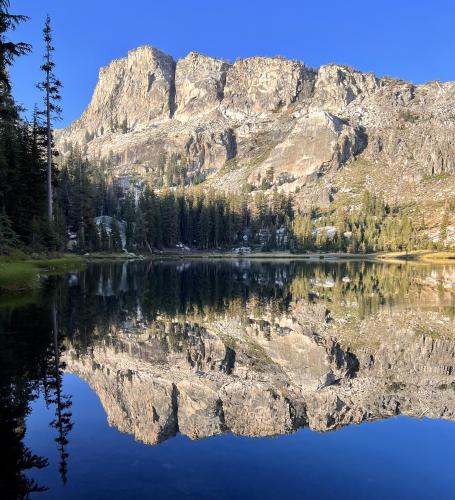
[61,260,454,352]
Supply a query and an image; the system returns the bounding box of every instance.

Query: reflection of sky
[25,374,455,500]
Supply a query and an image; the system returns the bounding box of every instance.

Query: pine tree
[0,0,34,246]
[161,190,178,247]
[0,209,17,252]
[133,208,147,250]
[0,1,31,97]
[99,222,108,250]
[292,214,313,251]
[59,148,97,250]
[37,15,62,222]
[439,210,449,248]
[198,197,212,248]
[110,218,122,251]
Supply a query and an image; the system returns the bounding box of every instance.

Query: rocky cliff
[57,46,455,243]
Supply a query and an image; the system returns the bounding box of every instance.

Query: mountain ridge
[56,45,455,245]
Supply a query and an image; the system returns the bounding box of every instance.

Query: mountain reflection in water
[1,259,455,498]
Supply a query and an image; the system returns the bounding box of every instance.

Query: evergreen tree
[439,210,449,248]
[37,15,62,222]
[0,209,17,252]
[0,1,30,97]
[110,218,122,251]
[100,222,109,251]
[50,302,72,484]
[161,190,178,246]
[292,214,313,251]
[133,208,147,250]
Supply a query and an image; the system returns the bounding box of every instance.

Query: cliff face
[175,52,229,119]
[66,47,175,136]
[56,46,455,242]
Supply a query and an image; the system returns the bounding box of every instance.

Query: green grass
[377,250,455,264]
[31,256,86,273]
[0,262,39,292]
[0,254,86,292]
[218,157,241,175]
[422,171,453,183]
[399,110,419,123]
[414,326,445,340]
[82,252,137,260]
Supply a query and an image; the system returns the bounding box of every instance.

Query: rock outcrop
[311,64,382,114]
[175,52,230,119]
[248,110,365,190]
[63,47,175,145]
[220,57,315,119]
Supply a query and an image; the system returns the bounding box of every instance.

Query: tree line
[58,145,431,254]
[56,146,294,252]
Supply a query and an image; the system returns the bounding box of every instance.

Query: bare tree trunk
[145,239,154,254]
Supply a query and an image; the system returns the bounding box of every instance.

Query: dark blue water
[2,260,455,499]
[23,374,455,500]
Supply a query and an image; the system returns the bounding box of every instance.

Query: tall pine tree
[37,15,62,222]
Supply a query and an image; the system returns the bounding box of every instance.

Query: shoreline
[124,249,455,264]
[1,250,454,294]
[374,250,455,264]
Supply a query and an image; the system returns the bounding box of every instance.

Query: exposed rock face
[311,64,382,114]
[175,52,230,119]
[220,57,315,119]
[64,47,175,146]
[248,110,365,189]
[56,45,455,240]
[355,80,455,177]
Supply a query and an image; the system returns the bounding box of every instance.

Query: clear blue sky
[10,0,455,127]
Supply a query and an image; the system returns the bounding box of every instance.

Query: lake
[1,259,455,499]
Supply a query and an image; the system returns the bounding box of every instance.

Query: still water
[1,259,455,499]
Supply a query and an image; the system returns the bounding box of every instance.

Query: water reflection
[0,292,71,498]
[1,259,454,497]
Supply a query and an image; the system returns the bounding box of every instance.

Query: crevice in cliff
[217,65,229,102]
[294,67,318,103]
[226,129,237,160]
[220,346,236,374]
[169,60,177,118]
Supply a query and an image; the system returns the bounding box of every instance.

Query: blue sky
[10,0,455,127]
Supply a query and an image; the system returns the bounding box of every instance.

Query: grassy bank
[0,254,86,293]
[376,250,455,264]
[0,262,38,292]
